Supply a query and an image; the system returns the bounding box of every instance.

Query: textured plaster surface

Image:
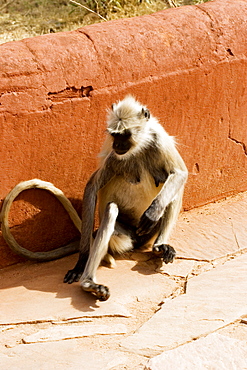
[1,0,247,267]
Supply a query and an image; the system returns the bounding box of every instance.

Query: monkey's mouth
[114,148,129,155]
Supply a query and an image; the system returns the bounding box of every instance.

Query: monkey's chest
[98,171,162,222]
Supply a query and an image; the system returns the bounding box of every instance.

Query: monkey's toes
[81,279,110,301]
[94,284,110,301]
[153,244,176,264]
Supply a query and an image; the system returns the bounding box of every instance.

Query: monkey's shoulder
[141,145,169,186]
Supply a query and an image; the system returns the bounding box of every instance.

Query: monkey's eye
[141,108,150,120]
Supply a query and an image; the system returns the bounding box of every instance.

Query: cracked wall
[0,0,247,268]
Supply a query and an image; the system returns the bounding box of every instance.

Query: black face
[111,130,132,155]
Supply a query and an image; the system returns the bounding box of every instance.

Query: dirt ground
[0,0,209,44]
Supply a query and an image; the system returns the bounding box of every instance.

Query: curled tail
[0,179,81,261]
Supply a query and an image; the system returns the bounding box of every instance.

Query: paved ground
[1,192,247,369]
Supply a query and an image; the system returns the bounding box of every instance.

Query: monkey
[0,96,187,302]
[63,95,188,301]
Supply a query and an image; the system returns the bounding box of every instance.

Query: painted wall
[1,0,247,267]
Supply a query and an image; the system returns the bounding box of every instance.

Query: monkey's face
[107,95,151,157]
[111,130,132,155]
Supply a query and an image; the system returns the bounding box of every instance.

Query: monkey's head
[107,95,151,156]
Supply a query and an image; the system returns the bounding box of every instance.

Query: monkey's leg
[153,191,183,264]
[80,202,118,301]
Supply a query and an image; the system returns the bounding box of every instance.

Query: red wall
[1,0,247,268]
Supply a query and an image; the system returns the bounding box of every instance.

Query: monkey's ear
[141,108,150,120]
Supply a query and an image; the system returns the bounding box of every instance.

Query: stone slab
[0,253,177,325]
[171,192,247,261]
[145,333,247,370]
[121,253,247,356]
[0,342,146,370]
[218,321,247,342]
[158,258,196,278]
[23,323,127,343]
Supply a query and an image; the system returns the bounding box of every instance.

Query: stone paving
[0,192,247,369]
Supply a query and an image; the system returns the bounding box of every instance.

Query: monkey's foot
[81,279,110,301]
[153,244,176,264]
[64,269,83,284]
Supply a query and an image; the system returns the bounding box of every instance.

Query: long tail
[0,179,81,261]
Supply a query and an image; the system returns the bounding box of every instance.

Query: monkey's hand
[64,268,82,284]
[64,259,86,284]
[64,253,88,284]
[136,203,162,236]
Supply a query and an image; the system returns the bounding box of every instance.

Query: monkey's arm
[137,149,188,236]
[64,166,114,283]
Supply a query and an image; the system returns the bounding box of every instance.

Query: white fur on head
[107,95,149,134]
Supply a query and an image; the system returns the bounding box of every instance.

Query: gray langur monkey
[64,95,188,301]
